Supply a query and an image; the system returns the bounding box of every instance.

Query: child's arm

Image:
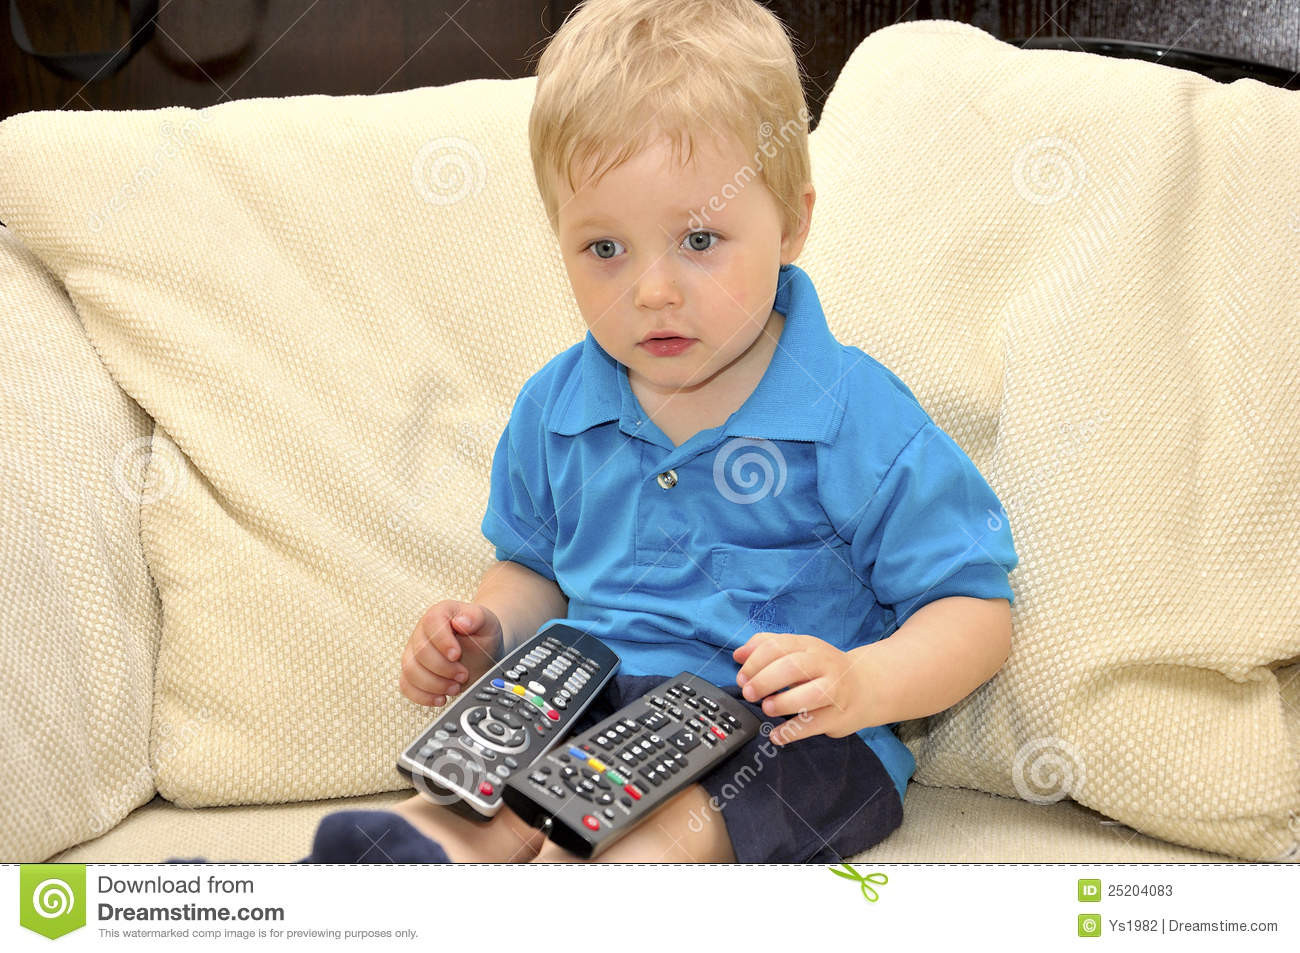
[472,559,570,655]
[733,595,1011,744]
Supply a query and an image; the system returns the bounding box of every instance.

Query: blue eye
[583,231,720,261]
[684,230,719,253]
[589,238,622,260]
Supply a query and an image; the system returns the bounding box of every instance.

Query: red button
[710,725,726,739]
[479,781,494,796]
[546,709,560,721]
[583,814,600,830]
[623,784,641,801]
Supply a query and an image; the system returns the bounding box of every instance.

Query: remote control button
[495,765,510,778]
[491,679,504,689]
[597,791,615,805]
[606,769,626,785]
[528,771,548,785]
[549,783,566,798]
[603,807,616,820]
[546,709,560,721]
[512,684,527,697]
[669,729,700,752]
[710,725,726,740]
[623,784,642,800]
[586,756,607,772]
[680,684,696,696]
[527,680,546,695]
[553,697,567,710]
[568,746,586,759]
[479,781,495,796]
[505,756,519,769]
[619,795,632,807]
[583,815,600,830]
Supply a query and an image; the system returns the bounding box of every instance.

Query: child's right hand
[399,601,504,707]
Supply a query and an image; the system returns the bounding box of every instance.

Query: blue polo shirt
[481,262,1017,806]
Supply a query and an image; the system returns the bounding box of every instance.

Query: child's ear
[780,183,816,264]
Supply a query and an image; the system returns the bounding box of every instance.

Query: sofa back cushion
[0,226,162,861]
[802,20,1299,861]
[0,20,1295,861]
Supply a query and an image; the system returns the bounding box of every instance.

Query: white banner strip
[6,862,1298,950]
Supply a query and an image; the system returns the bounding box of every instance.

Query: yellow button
[586,757,606,772]
[512,684,526,696]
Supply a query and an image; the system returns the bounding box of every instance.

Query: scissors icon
[828,863,888,902]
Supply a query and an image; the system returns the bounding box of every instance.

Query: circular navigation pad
[461,704,530,753]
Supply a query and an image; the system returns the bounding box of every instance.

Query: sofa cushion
[0,79,584,812]
[0,225,162,861]
[49,786,1234,864]
[801,20,1300,862]
[0,18,1296,863]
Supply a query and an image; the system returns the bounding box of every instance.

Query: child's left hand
[732,632,879,745]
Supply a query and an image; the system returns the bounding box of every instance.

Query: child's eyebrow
[570,207,716,230]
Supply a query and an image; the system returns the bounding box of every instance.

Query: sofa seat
[49,784,1231,864]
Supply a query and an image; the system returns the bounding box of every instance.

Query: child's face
[553,133,812,407]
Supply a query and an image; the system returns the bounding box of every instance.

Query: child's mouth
[640,337,695,357]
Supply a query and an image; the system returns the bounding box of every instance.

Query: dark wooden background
[3,1,1298,125]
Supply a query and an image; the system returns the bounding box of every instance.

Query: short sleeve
[480,390,559,583]
[853,421,1018,629]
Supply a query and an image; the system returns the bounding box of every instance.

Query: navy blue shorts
[563,673,904,863]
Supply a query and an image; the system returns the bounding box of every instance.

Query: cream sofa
[1,20,1296,864]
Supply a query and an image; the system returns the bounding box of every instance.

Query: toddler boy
[386,0,1017,864]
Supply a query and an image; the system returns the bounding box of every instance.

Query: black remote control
[396,623,619,820]
[501,672,761,858]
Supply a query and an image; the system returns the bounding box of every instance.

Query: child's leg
[390,793,547,862]
[530,783,735,863]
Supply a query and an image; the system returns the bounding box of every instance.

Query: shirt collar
[547,262,846,445]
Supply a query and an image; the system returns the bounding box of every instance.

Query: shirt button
[656,469,678,489]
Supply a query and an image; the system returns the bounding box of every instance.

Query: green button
[531,696,545,708]
[607,769,625,785]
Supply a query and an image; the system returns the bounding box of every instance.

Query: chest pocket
[710,544,855,640]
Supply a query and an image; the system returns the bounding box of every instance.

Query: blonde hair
[528,0,812,241]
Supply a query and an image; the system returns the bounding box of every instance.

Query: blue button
[491,678,505,688]
[568,746,586,759]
